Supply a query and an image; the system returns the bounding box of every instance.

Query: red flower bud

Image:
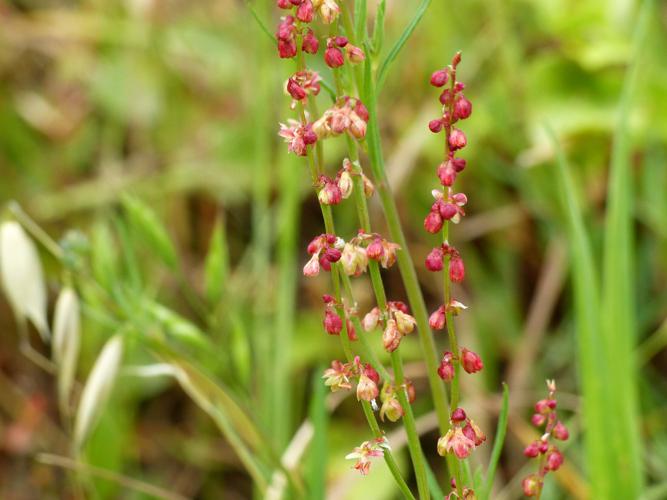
[451,157,466,172]
[324,246,342,263]
[531,413,546,427]
[364,364,380,384]
[545,449,564,471]
[302,29,319,54]
[449,255,465,282]
[552,421,569,441]
[535,398,555,414]
[448,128,467,150]
[454,96,472,119]
[461,348,483,374]
[430,69,449,87]
[325,47,345,68]
[277,0,291,8]
[440,202,458,220]
[429,305,446,330]
[303,125,318,145]
[439,89,452,105]
[424,210,443,234]
[429,119,443,133]
[523,442,540,458]
[354,101,369,122]
[278,39,297,59]
[324,309,342,335]
[287,78,307,100]
[296,0,314,22]
[451,407,467,422]
[425,246,444,272]
[522,475,542,497]
[437,351,455,381]
[537,440,549,454]
[437,161,457,187]
[334,36,348,47]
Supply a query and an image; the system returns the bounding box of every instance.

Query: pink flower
[362,307,381,331]
[345,438,389,475]
[322,360,352,392]
[366,238,384,261]
[356,373,379,401]
[345,44,365,63]
[278,120,316,156]
[437,427,475,459]
[303,254,320,276]
[545,449,564,471]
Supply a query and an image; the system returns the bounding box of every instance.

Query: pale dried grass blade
[0,221,49,341]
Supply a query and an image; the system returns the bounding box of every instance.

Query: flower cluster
[437,347,483,381]
[278,119,317,157]
[345,437,390,475]
[316,158,374,206]
[362,301,417,352]
[303,233,343,276]
[321,294,357,340]
[522,380,569,497]
[437,407,486,460]
[424,189,468,232]
[324,36,365,68]
[313,97,369,141]
[322,356,380,402]
[285,70,321,107]
[379,381,416,422]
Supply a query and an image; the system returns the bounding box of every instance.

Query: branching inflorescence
[275,3,553,499]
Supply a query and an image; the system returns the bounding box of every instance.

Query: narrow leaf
[203,217,229,305]
[481,383,509,499]
[354,0,368,44]
[549,125,610,497]
[121,195,177,269]
[376,0,432,90]
[371,0,386,56]
[0,221,49,340]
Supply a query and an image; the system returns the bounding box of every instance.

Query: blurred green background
[1,0,666,499]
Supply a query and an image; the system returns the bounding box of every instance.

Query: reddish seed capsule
[296,0,314,22]
[440,203,458,220]
[424,210,443,234]
[277,0,291,8]
[531,413,546,427]
[524,442,540,458]
[429,119,443,133]
[278,39,297,59]
[325,47,345,68]
[366,238,385,261]
[429,305,446,330]
[522,475,542,497]
[449,255,465,282]
[287,79,307,100]
[546,449,564,471]
[323,309,342,335]
[324,247,342,263]
[461,348,483,374]
[451,157,466,172]
[354,101,369,122]
[552,421,569,441]
[448,128,467,150]
[334,36,348,47]
[425,246,444,271]
[364,364,380,384]
[439,89,452,105]
[437,161,456,187]
[454,96,472,119]
[302,29,319,54]
[537,440,549,454]
[302,125,318,145]
[430,69,449,87]
[451,407,467,422]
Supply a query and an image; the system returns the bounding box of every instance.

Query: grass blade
[203,216,229,305]
[376,0,432,90]
[481,383,509,499]
[354,0,367,44]
[598,1,651,496]
[371,0,386,56]
[306,367,328,500]
[548,125,610,498]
